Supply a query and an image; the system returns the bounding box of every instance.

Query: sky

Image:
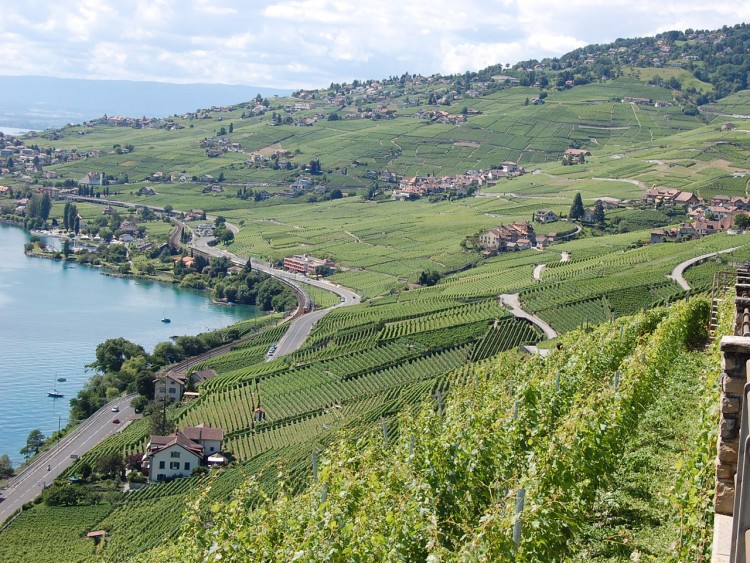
[2,1,749,90]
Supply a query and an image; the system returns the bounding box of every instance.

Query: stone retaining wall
[716,268,750,515]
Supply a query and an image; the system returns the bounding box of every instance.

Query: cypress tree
[570,192,585,220]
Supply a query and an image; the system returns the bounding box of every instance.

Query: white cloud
[0,1,748,88]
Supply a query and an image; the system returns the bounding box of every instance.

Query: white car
[111,406,119,412]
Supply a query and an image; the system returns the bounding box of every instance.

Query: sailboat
[161,307,171,323]
[48,375,64,397]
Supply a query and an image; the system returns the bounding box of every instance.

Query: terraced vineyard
[6,37,750,560]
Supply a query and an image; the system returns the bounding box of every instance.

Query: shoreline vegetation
[0,220,299,473]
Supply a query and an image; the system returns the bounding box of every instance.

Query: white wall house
[154,373,186,403]
[143,432,203,482]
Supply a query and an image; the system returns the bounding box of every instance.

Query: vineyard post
[555,369,561,393]
[513,400,519,420]
[321,482,328,504]
[312,449,318,482]
[409,436,415,459]
[513,488,526,546]
[435,391,444,415]
[381,417,388,445]
[619,325,623,338]
[613,370,620,392]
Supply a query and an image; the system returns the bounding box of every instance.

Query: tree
[43,484,96,506]
[62,238,72,258]
[97,452,125,479]
[570,192,585,221]
[593,200,606,225]
[21,429,45,458]
[131,395,149,413]
[228,122,234,133]
[163,204,174,216]
[418,270,441,286]
[734,213,750,230]
[91,338,147,373]
[63,202,71,230]
[152,341,185,367]
[329,188,343,200]
[148,401,174,436]
[0,453,14,479]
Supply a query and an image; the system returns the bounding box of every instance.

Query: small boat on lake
[161,317,171,323]
[57,377,67,382]
[47,390,64,398]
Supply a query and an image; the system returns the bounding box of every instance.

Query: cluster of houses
[477,221,537,253]
[414,109,470,124]
[392,163,525,200]
[477,212,581,254]
[199,136,243,158]
[646,189,750,242]
[623,96,673,107]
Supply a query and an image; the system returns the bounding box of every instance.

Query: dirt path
[532,263,545,281]
[499,293,558,340]
[532,252,571,282]
[668,247,741,290]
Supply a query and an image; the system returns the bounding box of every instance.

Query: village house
[194,224,215,237]
[141,425,224,482]
[643,187,697,206]
[563,148,591,164]
[533,209,558,224]
[154,373,186,403]
[119,220,138,234]
[79,172,104,187]
[693,216,734,236]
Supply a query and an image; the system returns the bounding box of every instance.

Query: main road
[0,394,138,525]
[187,227,361,358]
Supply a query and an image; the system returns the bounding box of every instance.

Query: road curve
[0,394,138,525]
[668,247,741,290]
[187,231,361,358]
[499,293,558,340]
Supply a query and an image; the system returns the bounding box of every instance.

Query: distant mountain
[0,76,289,130]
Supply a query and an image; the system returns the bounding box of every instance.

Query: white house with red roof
[142,425,224,481]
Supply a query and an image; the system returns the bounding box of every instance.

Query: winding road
[188,230,361,358]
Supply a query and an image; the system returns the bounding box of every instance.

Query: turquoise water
[0,224,258,462]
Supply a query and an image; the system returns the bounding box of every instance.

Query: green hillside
[0,24,747,561]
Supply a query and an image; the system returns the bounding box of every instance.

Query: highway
[0,394,138,525]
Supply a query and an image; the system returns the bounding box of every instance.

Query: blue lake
[0,224,258,462]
